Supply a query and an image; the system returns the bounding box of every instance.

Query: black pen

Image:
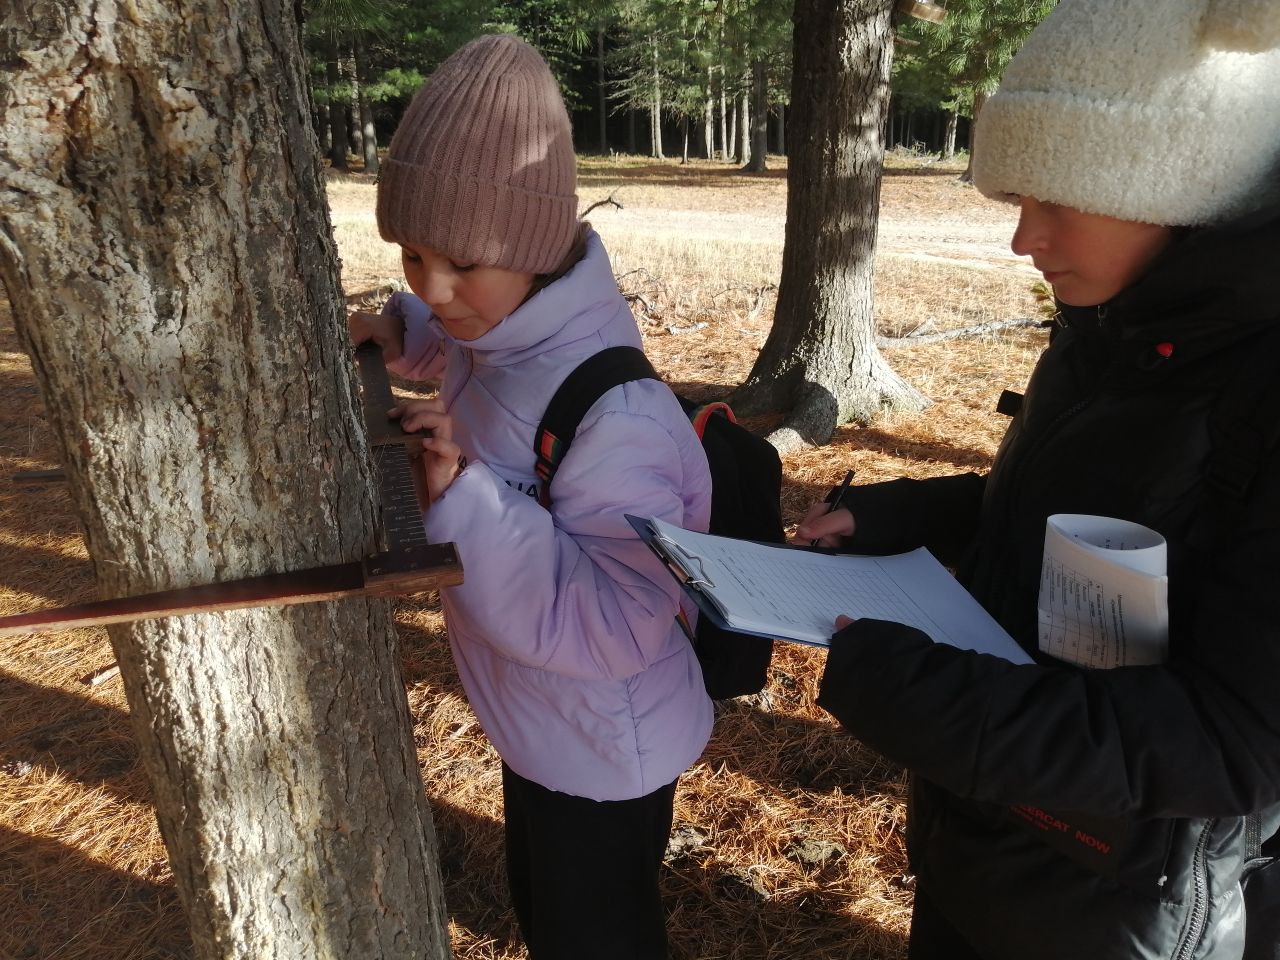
[810,469,856,547]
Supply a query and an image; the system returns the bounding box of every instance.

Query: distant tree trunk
[730,0,926,447]
[944,108,958,158]
[961,89,988,182]
[349,85,362,159]
[650,35,664,159]
[777,103,786,154]
[727,89,737,161]
[354,44,379,175]
[0,2,452,957]
[597,25,608,154]
[737,88,751,165]
[360,97,379,173]
[746,59,768,172]
[718,67,730,161]
[326,56,348,171]
[681,117,690,164]
[704,68,715,160]
[316,107,332,153]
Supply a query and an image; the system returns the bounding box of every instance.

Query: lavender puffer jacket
[387,229,714,801]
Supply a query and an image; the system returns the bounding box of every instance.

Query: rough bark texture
[0,2,451,958]
[730,0,926,450]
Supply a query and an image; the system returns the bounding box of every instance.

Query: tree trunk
[727,90,737,162]
[704,68,715,160]
[317,107,332,153]
[718,67,730,161]
[360,96,379,174]
[961,89,987,182]
[746,59,768,172]
[597,25,608,154]
[681,118,690,164]
[730,0,927,448]
[944,108,958,158]
[650,35,664,160]
[737,89,751,165]
[354,43,379,175]
[778,103,786,154]
[349,85,363,160]
[326,56,349,171]
[0,2,452,958]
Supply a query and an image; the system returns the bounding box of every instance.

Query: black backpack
[534,346,783,699]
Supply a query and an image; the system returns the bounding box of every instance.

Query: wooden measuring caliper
[0,343,463,638]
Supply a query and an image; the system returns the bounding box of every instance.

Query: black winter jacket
[818,201,1280,960]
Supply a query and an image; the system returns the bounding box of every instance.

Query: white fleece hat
[973,0,1280,226]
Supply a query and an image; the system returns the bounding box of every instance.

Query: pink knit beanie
[376,34,579,275]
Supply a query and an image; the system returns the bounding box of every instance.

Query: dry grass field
[0,153,1044,960]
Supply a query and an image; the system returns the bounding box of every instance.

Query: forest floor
[0,153,1044,960]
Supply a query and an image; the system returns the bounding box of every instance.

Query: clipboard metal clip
[654,533,716,590]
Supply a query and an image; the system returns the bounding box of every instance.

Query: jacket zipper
[1172,820,1214,960]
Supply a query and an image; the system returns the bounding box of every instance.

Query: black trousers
[501,762,677,960]
[906,884,986,960]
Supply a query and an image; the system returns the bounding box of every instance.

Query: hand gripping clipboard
[0,343,463,638]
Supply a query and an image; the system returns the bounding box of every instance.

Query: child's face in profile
[400,242,535,341]
[1011,198,1173,307]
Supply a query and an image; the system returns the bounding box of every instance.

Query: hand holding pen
[795,469,856,547]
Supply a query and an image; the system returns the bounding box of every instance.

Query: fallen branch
[580,193,623,217]
[877,317,1045,347]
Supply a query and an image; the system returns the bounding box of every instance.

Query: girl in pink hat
[351,34,713,960]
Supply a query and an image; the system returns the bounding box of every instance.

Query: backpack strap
[686,400,736,438]
[534,346,659,506]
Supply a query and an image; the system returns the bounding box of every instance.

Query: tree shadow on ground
[0,826,188,960]
[0,668,145,805]
[843,425,993,473]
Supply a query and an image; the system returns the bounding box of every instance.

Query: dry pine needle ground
[0,155,1043,960]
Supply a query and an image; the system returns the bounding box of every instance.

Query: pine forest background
[309,0,1055,175]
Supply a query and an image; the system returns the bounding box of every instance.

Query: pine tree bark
[0,2,451,958]
[729,0,927,449]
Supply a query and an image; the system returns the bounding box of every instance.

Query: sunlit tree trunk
[944,107,959,158]
[0,1,451,956]
[961,89,988,182]
[650,35,665,159]
[354,43,379,174]
[704,67,715,160]
[730,0,926,449]
[737,86,751,165]
[718,67,730,160]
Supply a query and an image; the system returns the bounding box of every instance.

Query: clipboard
[626,514,831,647]
[626,514,1032,663]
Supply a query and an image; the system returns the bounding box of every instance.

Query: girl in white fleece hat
[799,1,1280,957]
